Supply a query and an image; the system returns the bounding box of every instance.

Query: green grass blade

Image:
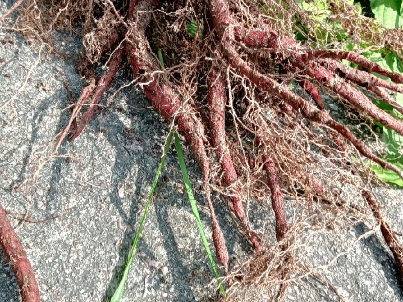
[157,49,165,68]
[110,132,174,302]
[173,133,226,298]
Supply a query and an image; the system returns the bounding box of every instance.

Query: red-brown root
[208,66,260,251]
[0,203,40,302]
[291,60,403,137]
[322,59,403,115]
[297,79,325,109]
[248,113,290,242]
[263,156,289,241]
[310,50,403,84]
[362,190,403,283]
[71,47,124,140]
[321,59,403,94]
[233,26,280,49]
[224,42,403,181]
[126,4,230,271]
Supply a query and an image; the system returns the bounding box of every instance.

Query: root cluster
[2,0,403,300]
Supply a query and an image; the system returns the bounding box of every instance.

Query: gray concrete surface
[1,1,403,301]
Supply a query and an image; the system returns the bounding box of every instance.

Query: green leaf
[174,133,226,298]
[385,52,403,73]
[187,20,204,42]
[371,53,403,164]
[396,91,403,106]
[295,0,350,46]
[383,127,403,161]
[366,162,403,187]
[261,3,269,14]
[366,52,391,77]
[110,132,174,302]
[370,0,403,28]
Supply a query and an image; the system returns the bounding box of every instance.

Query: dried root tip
[362,190,403,283]
[54,83,95,153]
[0,203,40,302]
[298,79,325,109]
[204,181,229,273]
[263,156,289,241]
[211,216,229,272]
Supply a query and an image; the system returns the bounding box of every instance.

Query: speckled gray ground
[1,1,403,301]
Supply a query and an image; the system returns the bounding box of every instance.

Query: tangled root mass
[3,0,403,300]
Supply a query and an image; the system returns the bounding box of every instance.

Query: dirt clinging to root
[2,0,403,300]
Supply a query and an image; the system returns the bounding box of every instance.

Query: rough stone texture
[1,1,403,301]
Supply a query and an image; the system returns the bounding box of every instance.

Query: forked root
[54,46,124,152]
[126,2,230,272]
[10,0,403,298]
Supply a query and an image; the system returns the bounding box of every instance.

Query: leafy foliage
[370,0,403,28]
[295,0,351,44]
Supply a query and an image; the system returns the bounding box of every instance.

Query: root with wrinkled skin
[4,0,403,299]
[0,203,40,302]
